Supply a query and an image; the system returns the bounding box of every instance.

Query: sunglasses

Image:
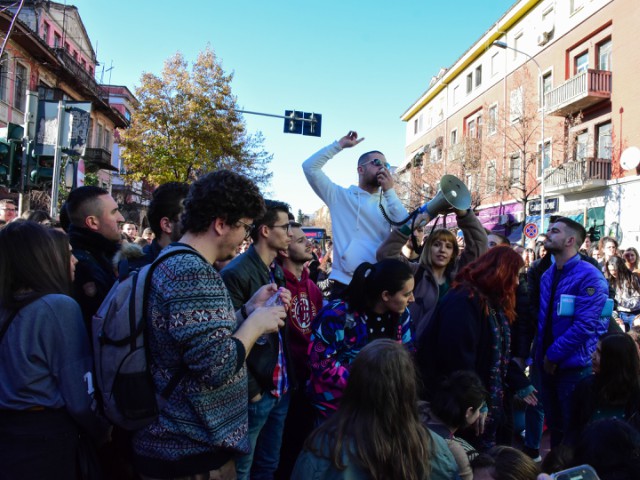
[361,158,391,170]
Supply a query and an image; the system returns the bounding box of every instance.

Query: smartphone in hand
[551,465,599,480]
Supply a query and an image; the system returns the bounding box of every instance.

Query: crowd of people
[1,130,640,480]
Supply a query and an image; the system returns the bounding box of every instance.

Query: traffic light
[303,113,322,137]
[30,156,53,187]
[0,123,25,190]
[283,110,303,134]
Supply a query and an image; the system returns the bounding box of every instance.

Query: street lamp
[492,41,548,232]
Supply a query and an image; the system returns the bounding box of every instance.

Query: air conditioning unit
[537,32,550,46]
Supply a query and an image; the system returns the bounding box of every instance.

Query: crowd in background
[1,132,640,480]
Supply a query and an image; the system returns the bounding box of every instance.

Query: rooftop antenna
[100,60,114,84]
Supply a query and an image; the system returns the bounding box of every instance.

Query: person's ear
[465,406,476,422]
[160,217,173,235]
[381,290,391,302]
[212,217,226,236]
[85,215,100,231]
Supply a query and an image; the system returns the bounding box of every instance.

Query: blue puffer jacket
[536,254,608,370]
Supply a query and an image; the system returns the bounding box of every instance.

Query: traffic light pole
[236,109,321,137]
[49,100,65,218]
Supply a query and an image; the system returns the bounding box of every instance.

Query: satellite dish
[620,146,640,170]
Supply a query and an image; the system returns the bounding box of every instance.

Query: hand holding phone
[551,464,600,480]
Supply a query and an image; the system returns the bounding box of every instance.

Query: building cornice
[400,0,541,122]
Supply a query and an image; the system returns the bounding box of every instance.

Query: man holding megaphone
[302,131,408,299]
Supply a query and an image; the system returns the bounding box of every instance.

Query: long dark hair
[343,259,413,312]
[304,339,433,480]
[453,246,524,322]
[0,221,72,309]
[604,255,640,296]
[594,333,640,408]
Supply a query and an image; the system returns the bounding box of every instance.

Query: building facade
[400,0,640,246]
[0,1,127,203]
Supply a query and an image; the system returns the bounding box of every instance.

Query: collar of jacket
[69,225,121,259]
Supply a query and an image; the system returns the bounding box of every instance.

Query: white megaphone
[417,175,472,218]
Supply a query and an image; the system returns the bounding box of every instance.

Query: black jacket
[220,245,289,398]
[69,225,120,332]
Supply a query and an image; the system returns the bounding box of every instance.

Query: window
[510,154,522,185]
[65,42,71,53]
[488,104,498,135]
[571,0,585,14]
[104,129,112,151]
[450,129,458,146]
[73,51,78,62]
[510,87,523,122]
[414,119,419,135]
[598,39,612,71]
[486,160,497,193]
[537,140,551,177]
[597,122,612,160]
[41,22,50,43]
[124,108,132,122]
[466,73,473,94]
[54,33,61,48]
[81,59,87,69]
[541,72,553,108]
[575,131,588,162]
[475,65,482,87]
[467,119,476,139]
[96,124,104,149]
[453,85,459,105]
[13,63,27,111]
[491,52,500,77]
[0,54,7,101]
[514,34,523,59]
[466,173,476,192]
[575,52,589,75]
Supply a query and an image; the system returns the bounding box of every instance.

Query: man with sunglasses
[303,130,408,298]
[220,199,294,480]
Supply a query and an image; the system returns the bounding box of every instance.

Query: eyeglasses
[361,158,391,170]
[237,220,254,239]
[270,223,291,234]
[0,207,17,212]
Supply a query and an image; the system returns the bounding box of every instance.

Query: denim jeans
[618,311,638,331]
[540,365,591,447]
[524,363,545,450]
[236,391,291,480]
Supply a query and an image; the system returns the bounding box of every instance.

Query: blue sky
[71,0,516,215]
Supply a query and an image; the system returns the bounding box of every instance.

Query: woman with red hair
[417,246,533,451]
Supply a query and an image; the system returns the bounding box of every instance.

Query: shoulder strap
[140,246,202,399]
[0,310,20,345]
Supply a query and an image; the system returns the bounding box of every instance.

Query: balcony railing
[544,69,612,116]
[53,48,107,101]
[545,157,611,190]
[83,147,118,171]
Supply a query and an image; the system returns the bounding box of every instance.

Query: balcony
[544,157,611,193]
[544,69,612,116]
[53,48,108,101]
[83,147,118,172]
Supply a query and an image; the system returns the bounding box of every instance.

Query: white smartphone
[551,464,600,480]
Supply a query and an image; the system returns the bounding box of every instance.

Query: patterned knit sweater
[132,244,249,476]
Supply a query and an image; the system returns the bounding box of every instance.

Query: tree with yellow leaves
[121,45,272,186]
